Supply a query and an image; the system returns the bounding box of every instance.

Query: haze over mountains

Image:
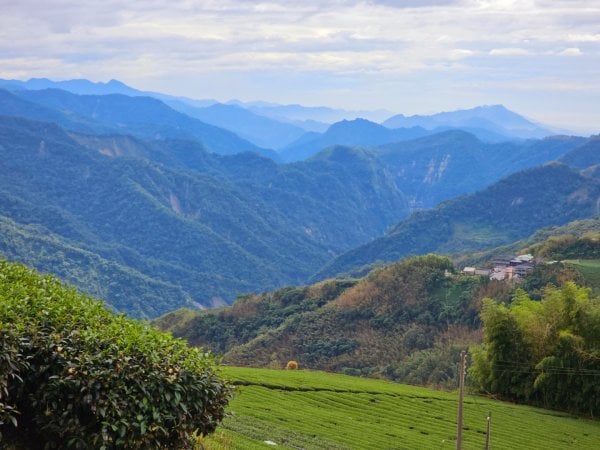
[0,77,597,318]
[0,78,567,150]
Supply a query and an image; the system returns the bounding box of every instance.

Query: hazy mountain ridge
[1,78,567,154]
[4,88,280,159]
[559,134,600,169]
[383,104,555,139]
[281,118,431,162]
[0,77,218,108]
[164,102,306,150]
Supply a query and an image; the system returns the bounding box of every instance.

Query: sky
[1,0,599,132]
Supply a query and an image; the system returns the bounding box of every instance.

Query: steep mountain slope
[281,118,430,162]
[383,104,553,139]
[0,215,191,318]
[0,116,409,316]
[155,255,483,386]
[1,88,278,159]
[0,89,109,134]
[376,131,584,208]
[560,135,600,169]
[70,135,409,253]
[315,164,600,279]
[169,103,306,150]
[0,117,316,314]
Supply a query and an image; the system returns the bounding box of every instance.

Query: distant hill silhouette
[281,118,430,162]
[383,105,554,139]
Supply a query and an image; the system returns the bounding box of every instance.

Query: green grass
[213,366,600,449]
[564,259,600,292]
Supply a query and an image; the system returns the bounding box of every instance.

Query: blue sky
[1,0,599,132]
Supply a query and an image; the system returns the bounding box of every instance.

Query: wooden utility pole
[456,350,467,450]
[485,411,492,450]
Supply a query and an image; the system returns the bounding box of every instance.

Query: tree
[470,283,600,416]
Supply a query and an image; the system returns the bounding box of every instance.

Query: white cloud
[0,0,599,131]
[559,47,583,56]
[568,33,600,42]
[489,48,533,56]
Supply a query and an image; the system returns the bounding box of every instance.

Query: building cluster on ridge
[462,254,536,281]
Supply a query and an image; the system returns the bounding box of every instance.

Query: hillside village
[462,253,536,280]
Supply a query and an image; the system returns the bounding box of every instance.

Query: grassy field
[564,259,600,292]
[204,366,600,449]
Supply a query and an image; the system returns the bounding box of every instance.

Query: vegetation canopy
[0,260,232,449]
[470,282,600,417]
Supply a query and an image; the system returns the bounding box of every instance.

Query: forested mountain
[155,255,482,386]
[280,118,430,162]
[560,134,600,169]
[315,164,600,280]
[0,116,409,317]
[168,103,306,150]
[375,131,585,207]
[0,77,596,322]
[456,218,600,267]
[155,219,600,391]
[383,104,554,139]
[0,88,277,159]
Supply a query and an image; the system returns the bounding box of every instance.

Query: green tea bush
[0,260,232,449]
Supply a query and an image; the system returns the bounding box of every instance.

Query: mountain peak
[383,104,551,140]
[107,79,130,88]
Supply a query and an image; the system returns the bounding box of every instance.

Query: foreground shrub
[0,260,232,449]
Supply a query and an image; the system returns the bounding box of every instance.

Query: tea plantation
[209,367,600,449]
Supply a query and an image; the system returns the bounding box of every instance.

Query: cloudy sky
[1,0,599,132]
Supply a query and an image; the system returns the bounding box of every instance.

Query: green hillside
[455,218,600,267]
[155,255,486,388]
[156,236,600,412]
[209,366,600,449]
[316,164,600,281]
[377,132,583,208]
[560,135,600,169]
[0,116,408,317]
[564,259,600,291]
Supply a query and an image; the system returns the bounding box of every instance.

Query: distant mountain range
[280,119,431,162]
[0,77,217,107]
[0,88,280,159]
[0,78,571,154]
[173,103,307,150]
[382,104,555,139]
[227,99,393,126]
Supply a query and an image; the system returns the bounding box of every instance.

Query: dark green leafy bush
[0,260,232,449]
